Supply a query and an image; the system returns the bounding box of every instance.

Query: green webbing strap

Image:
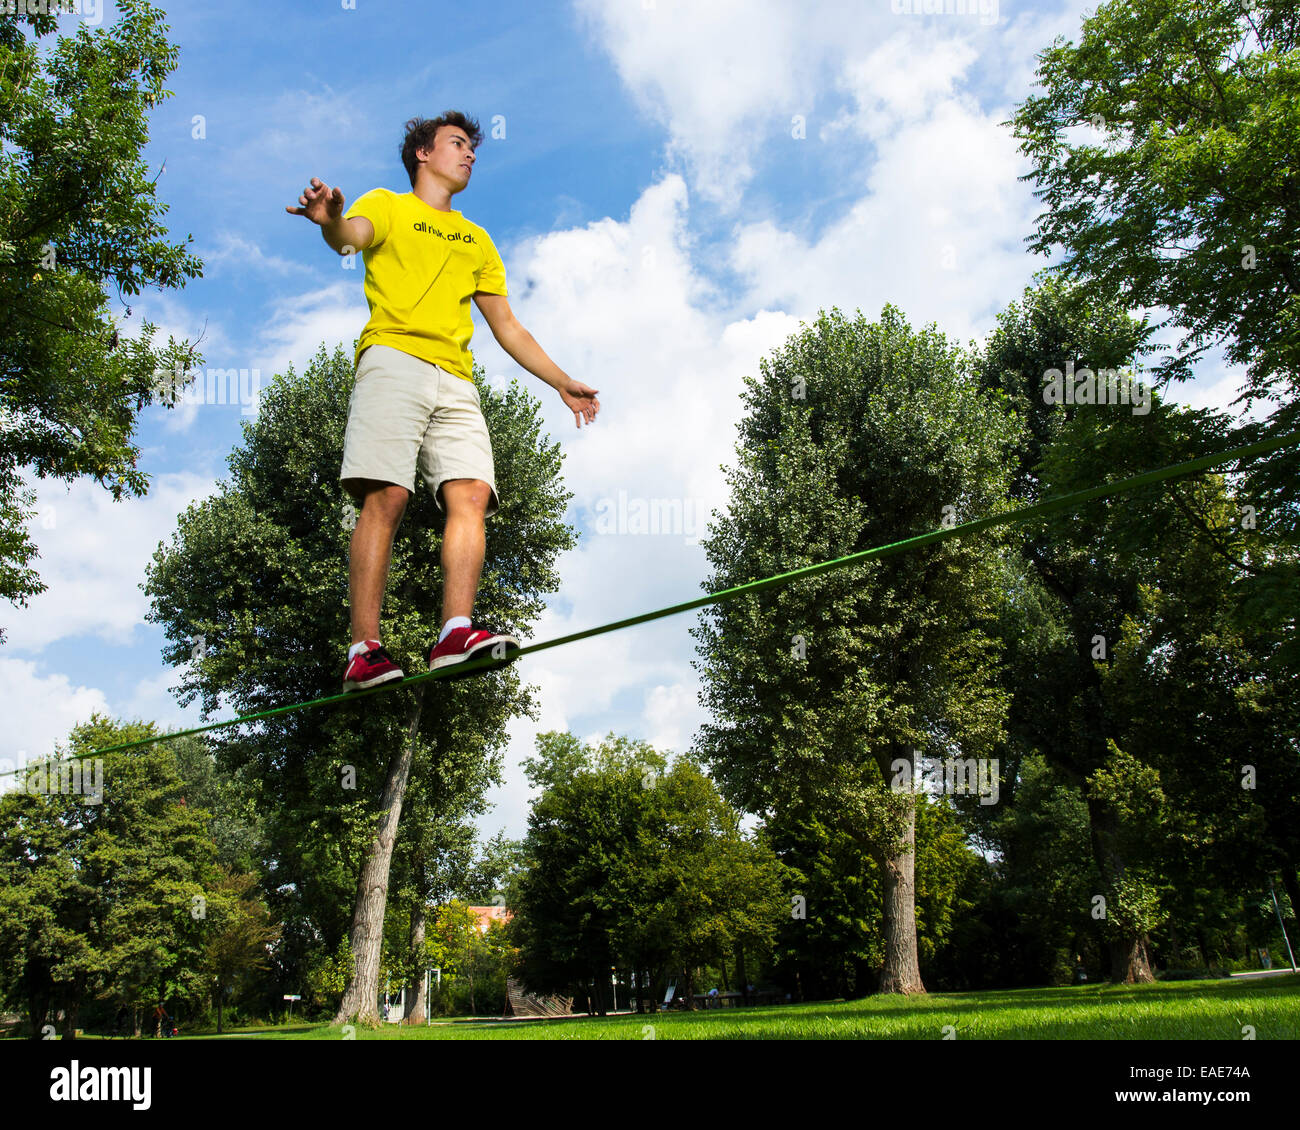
[10,429,1298,766]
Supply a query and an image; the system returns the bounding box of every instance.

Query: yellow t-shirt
[343,188,508,381]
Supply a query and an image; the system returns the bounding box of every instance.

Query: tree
[691,305,1021,993]
[628,756,789,1011]
[982,754,1103,987]
[0,715,217,1038]
[510,733,661,1012]
[1095,491,1300,961]
[510,732,789,1012]
[1009,0,1300,504]
[144,346,573,1025]
[200,867,280,1034]
[386,813,509,1024]
[971,277,1284,981]
[0,0,204,626]
[169,735,263,873]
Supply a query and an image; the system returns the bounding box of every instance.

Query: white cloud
[252,281,370,380]
[476,175,797,527]
[828,31,979,138]
[469,0,1118,840]
[5,471,217,653]
[200,232,300,277]
[0,658,207,789]
[0,658,111,770]
[644,680,704,754]
[469,173,811,841]
[573,0,836,207]
[573,0,1096,209]
[19,0,1242,850]
[731,97,1033,345]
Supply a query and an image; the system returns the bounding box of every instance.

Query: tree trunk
[1086,795,1156,985]
[877,826,926,993]
[877,746,926,995]
[334,689,426,1025]
[217,983,224,1034]
[26,991,48,1042]
[1109,934,1156,983]
[404,901,426,1025]
[60,994,80,1040]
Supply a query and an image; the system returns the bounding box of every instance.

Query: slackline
[12,428,1300,767]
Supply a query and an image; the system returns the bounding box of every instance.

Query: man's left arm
[474,292,600,428]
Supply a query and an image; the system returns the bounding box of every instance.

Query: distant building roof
[467,905,512,933]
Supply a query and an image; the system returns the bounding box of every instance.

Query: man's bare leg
[348,481,411,644]
[438,478,491,623]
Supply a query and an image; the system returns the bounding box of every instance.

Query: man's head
[401,112,484,190]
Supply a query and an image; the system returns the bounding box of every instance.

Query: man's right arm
[321,214,374,256]
[286,177,376,254]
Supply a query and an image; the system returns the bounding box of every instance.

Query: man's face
[419,125,475,188]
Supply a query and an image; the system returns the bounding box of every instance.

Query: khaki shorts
[340,344,500,518]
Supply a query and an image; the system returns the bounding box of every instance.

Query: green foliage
[0,714,220,1036]
[690,304,1022,992]
[0,0,204,623]
[1009,0,1300,436]
[693,303,1020,813]
[305,937,354,1005]
[971,269,1300,984]
[169,735,264,872]
[199,867,280,1032]
[511,732,789,1008]
[762,794,985,998]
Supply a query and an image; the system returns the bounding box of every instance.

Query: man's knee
[354,480,410,524]
[440,478,492,516]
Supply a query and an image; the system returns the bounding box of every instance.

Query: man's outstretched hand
[285,177,344,226]
[558,378,600,428]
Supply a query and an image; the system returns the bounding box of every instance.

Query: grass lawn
[169,973,1300,1040]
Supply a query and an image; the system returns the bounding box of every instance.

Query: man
[287,112,599,691]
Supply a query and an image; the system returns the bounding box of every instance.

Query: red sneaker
[343,641,405,692]
[427,624,521,678]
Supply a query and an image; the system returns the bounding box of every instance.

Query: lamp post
[425,967,440,1027]
[1269,878,1298,973]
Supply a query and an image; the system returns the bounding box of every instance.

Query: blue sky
[2,0,1254,841]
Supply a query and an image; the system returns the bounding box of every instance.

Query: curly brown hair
[400,112,484,186]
